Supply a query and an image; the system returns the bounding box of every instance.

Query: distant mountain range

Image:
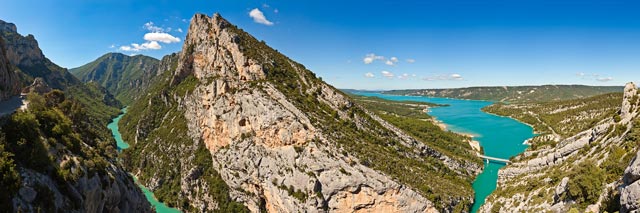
[70,53,160,105]
[382,85,623,102]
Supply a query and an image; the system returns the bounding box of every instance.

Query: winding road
[0,95,27,117]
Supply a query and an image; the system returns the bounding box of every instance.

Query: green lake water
[353,92,534,212]
[108,108,181,213]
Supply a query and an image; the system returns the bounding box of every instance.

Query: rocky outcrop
[480,82,640,212]
[21,77,51,94]
[177,13,437,212]
[12,166,151,213]
[621,149,640,213]
[0,35,21,101]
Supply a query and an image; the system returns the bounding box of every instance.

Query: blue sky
[1,0,639,89]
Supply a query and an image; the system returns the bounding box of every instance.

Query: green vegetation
[384,85,622,103]
[70,53,160,105]
[0,132,21,211]
[566,161,606,207]
[487,114,640,212]
[119,56,247,212]
[225,21,480,211]
[0,90,121,212]
[483,93,622,138]
[351,95,481,165]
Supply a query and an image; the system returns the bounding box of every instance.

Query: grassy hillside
[384,85,622,103]
[70,53,159,105]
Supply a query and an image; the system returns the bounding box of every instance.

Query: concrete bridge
[477,154,511,164]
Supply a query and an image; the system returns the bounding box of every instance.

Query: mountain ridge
[383,85,623,103]
[70,52,160,105]
[118,13,483,212]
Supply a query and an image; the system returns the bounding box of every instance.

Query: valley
[1,1,639,212]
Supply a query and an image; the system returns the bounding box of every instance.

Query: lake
[352,92,534,212]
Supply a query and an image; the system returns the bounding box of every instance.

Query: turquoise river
[353,92,535,213]
[107,108,181,213]
[108,92,534,212]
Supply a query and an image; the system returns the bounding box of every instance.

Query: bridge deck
[477,154,510,163]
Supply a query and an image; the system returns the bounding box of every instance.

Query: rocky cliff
[120,13,482,212]
[0,19,120,123]
[0,20,150,212]
[480,82,640,212]
[70,53,160,105]
[0,35,21,101]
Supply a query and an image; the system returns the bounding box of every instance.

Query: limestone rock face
[21,77,51,94]
[621,144,640,212]
[0,36,21,101]
[176,13,437,212]
[621,82,638,121]
[12,166,152,212]
[0,20,45,68]
[480,83,640,212]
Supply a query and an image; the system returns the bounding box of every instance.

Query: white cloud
[597,76,614,82]
[182,19,188,23]
[385,60,394,66]
[144,32,181,43]
[249,8,274,26]
[143,22,165,33]
[390,57,398,62]
[451,73,463,80]
[422,73,464,81]
[177,28,183,33]
[262,3,270,8]
[398,73,410,80]
[381,70,394,78]
[120,41,162,52]
[109,44,116,49]
[119,46,134,51]
[364,72,375,78]
[363,53,385,64]
[577,72,614,82]
[406,59,416,63]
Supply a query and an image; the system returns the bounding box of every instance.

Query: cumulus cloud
[364,72,375,78]
[385,60,394,66]
[144,32,181,43]
[398,73,410,80]
[143,22,165,33]
[177,28,183,33]
[363,53,385,64]
[406,59,415,63]
[249,8,274,26]
[422,73,464,81]
[597,76,614,82]
[381,71,394,78]
[120,41,162,52]
[451,73,463,80]
[577,72,614,82]
[390,57,398,62]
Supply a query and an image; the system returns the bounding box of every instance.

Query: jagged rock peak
[171,13,265,86]
[0,19,18,33]
[621,82,638,120]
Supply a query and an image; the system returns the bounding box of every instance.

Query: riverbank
[108,108,181,213]
[351,92,534,213]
